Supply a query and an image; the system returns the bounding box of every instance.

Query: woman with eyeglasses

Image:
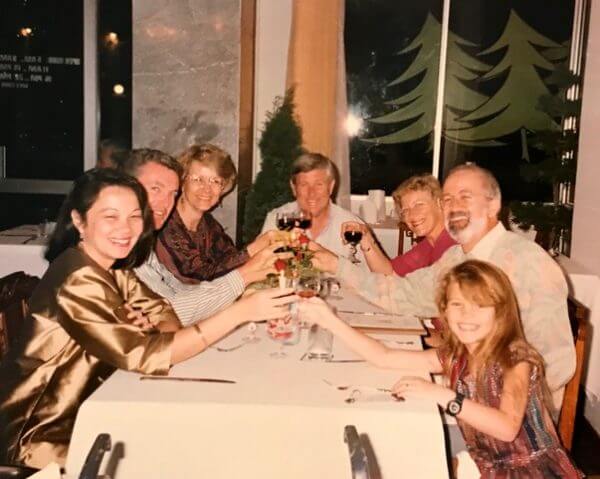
[341,174,455,276]
[155,144,273,283]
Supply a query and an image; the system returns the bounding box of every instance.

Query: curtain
[286,0,350,207]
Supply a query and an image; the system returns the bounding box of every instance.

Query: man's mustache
[446,211,469,221]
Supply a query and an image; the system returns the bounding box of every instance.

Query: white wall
[253,0,293,176]
[572,4,600,273]
[570,1,600,434]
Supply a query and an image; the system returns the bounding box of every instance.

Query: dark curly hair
[45,168,154,269]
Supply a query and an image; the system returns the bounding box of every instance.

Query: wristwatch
[445,392,465,417]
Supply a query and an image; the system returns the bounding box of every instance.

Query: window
[345,0,579,206]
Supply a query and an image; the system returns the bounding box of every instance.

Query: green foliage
[511,64,581,253]
[242,90,304,244]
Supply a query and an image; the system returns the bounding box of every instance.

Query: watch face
[448,400,461,415]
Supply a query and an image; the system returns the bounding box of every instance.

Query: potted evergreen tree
[242,90,304,243]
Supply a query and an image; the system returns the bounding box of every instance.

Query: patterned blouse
[155,209,249,284]
[442,344,582,478]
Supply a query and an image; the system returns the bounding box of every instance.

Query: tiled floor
[571,417,600,476]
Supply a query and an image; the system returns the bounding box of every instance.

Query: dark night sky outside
[346,0,577,199]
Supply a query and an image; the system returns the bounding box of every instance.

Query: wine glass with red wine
[276,212,294,231]
[343,229,363,264]
[296,211,312,231]
[296,275,322,328]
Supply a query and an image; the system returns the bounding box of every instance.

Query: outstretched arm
[393,361,532,442]
[297,297,441,372]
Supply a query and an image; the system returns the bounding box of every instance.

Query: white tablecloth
[66,295,448,478]
[0,225,48,278]
[557,255,600,434]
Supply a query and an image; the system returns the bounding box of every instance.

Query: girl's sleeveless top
[444,346,583,478]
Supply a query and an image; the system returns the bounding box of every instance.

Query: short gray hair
[291,152,338,184]
[445,163,501,203]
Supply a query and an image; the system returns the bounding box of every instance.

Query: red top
[390,228,456,276]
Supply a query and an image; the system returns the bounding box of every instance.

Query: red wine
[297,290,317,298]
[298,218,312,229]
[344,230,363,245]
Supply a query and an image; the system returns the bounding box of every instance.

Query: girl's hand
[392,376,454,405]
[234,287,297,322]
[296,297,341,329]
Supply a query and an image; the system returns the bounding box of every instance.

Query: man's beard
[445,211,487,245]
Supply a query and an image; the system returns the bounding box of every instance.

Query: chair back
[344,425,382,479]
[397,223,417,255]
[0,272,39,359]
[557,295,589,451]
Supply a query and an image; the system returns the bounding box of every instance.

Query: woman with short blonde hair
[342,173,455,276]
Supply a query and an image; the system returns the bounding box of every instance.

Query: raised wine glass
[343,228,363,264]
[276,212,292,231]
[296,210,312,231]
[296,275,322,328]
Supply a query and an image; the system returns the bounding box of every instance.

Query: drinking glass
[296,210,312,231]
[296,275,322,328]
[267,313,299,358]
[276,212,294,231]
[241,321,260,344]
[343,227,363,264]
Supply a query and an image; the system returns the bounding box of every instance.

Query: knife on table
[140,376,236,384]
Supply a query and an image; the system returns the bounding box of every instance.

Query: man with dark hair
[120,148,281,326]
[97,138,129,169]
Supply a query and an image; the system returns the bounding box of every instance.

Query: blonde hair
[178,144,237,192]
[436,260,548,398]
[392,174,442,207]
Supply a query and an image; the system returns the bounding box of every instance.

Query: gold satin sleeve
[113,268,183,329]
[56,266,174,375]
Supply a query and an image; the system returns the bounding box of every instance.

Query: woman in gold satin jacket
[0,169,295,469]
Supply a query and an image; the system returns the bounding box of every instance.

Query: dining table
[65,289,449,478]
[0,224,49,278]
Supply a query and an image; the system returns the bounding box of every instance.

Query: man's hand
[308,242,339,273]
[238,242,293,285]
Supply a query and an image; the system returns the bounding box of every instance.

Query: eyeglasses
[399,201,429,219]
[186,175,225,190]
[441,192,492,208]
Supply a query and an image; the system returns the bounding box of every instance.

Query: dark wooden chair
[344,425,382,479]
[0,272,39,359]
[557,295,589,452]
[397,222,417,255]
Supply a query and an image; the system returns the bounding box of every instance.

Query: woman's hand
[238,242,293,285]
[340,221,374,250]
[247,230,278,257]
[296,296,342,329]
[233,287,298,323]
[121,304,156,331]
[391,376,454,405]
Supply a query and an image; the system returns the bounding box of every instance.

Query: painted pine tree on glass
[450,10,562,149]
[365,13,491,145]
